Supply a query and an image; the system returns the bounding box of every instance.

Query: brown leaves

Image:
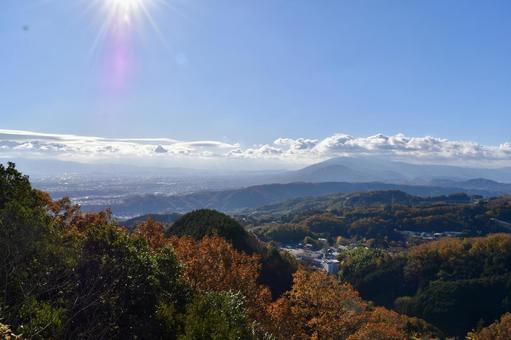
[88,216,438,339]
[0,322,21,340]
[169,235,260,292]
[267,268,366,339]
[46,196,113,234]
[266,268,426,340]
[134,218,167,249]
[468,313,511,340]
[347,308,407,340]
[169,235,272,321]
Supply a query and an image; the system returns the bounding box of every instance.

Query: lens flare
[104,0,144,24]
[97,0,159,29]
[89,0,168,91]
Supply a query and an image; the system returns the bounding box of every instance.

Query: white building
[322,259,340,275]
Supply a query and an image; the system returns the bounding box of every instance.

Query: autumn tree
[266,296,306,339]
[135,218,167,249]
[467,313,511,340]
[347,308,407,340]
[0,321,21,339]
[268,268,366,339]
[169,236,271,323]
[267,268,439,339]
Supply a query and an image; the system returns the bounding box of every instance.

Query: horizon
[1,128,511,172]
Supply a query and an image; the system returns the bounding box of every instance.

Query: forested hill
[80,180,500,216]
[338,235,511,337]
[246,191,511,247]
[3,162,511,339]
[122,212,182,230]
[244,189,478,217]
[0,162,446,339]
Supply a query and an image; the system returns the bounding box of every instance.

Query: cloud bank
[1,129,510,168]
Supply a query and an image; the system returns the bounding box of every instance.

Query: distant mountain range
[14,156,511,185]
[81,181,508,217]
[10,156,511,217]
[427,178,511,193]
[276,157,511,183]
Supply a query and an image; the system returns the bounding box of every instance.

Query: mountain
[80,181,500,216]
[167,209,261,254]
[243,190,477,218]
[122,213,182,230]
[428,178,511,193]
[166,209,296,297]
[278,157,511,184]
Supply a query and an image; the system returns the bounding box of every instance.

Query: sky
[1,0,510,168]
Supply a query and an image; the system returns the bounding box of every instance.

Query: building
[322,259,340,275]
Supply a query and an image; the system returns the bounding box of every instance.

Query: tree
[467,313,511,340]
[347,308,406,340]
[169,209,259,254]
[0,163,78,338]
[268,268,366,339]
[64,224,188,339]
[0,321,21,339]
[135,218,167,249]
[179,291,252,340]
[169,236,271,322]
[267,268,436,339]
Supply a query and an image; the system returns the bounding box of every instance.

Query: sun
[88,0,168,49]
[104,0,147,24]
[89,0,169,39]
[88,0,170,89]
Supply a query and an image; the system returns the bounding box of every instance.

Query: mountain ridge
[277,157,511,183]
[81,180,504,216]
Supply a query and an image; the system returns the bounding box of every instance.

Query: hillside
[429,178,511,193]
[244,190,477,217]
[168,209,260,254]
[2,163,511,338]
[338,235,511,337]
[122,212,182,230]
[166,209,296,297]
[79,181,501,216]
[245,191,511,246]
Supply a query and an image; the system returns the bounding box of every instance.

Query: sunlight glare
[104,0,146,24]
[88,0,170,90]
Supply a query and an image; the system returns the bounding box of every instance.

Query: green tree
[65,224,189,339]
[180,291,252,340]
[0,162,78,338]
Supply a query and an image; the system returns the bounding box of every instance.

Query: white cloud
[0,129,510,168]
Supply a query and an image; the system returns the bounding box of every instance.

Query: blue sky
[1,0,510,154]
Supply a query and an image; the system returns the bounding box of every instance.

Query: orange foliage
[169,235,271,320]
[404,233,511,281]
[266,269,427,339]
[266,297,306,339]
[468,313,511,340]
[348,308,407,340]
[45,196,113,233]
[134,218,167,249]
[39,196,437,340]
[268,268,367,339]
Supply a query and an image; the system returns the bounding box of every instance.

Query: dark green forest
[338,236,511,337]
